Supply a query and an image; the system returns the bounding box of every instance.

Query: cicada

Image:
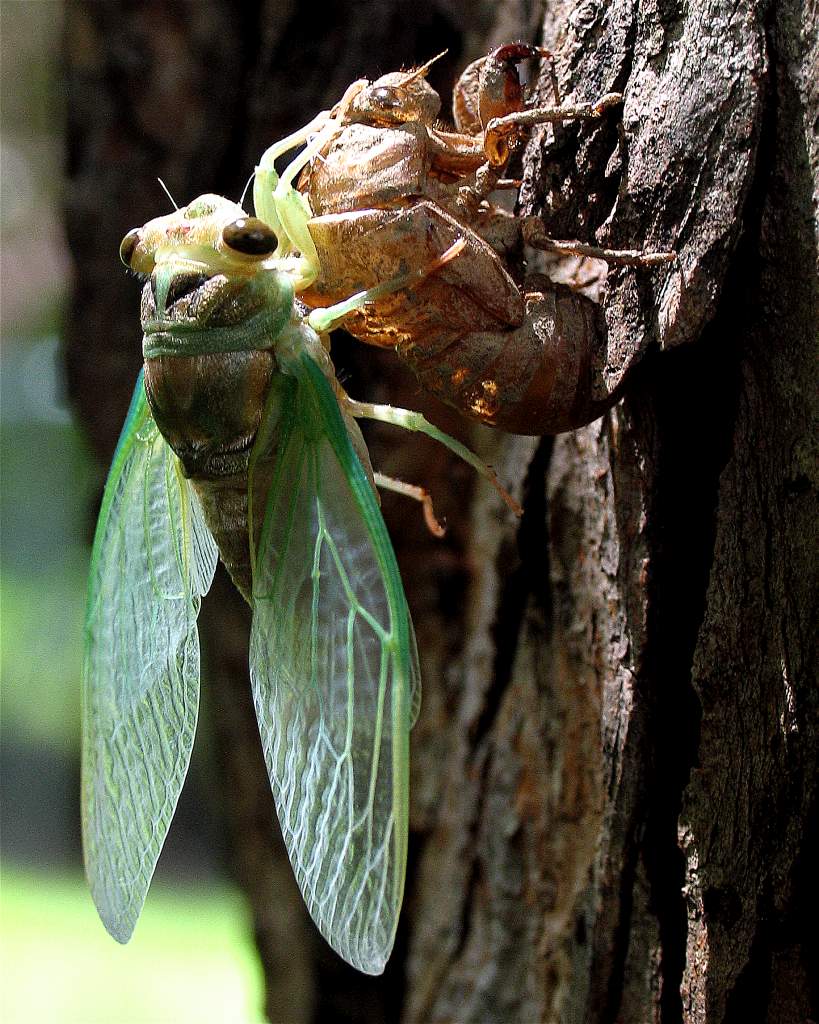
[80,136,516,974]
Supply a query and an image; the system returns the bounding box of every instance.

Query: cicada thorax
[126,194,292,602]
[143,350,275,479]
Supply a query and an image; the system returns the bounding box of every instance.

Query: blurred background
[1,2,526,1021]
[0,3,264,1021]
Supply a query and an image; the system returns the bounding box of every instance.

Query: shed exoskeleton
[255,45,675,434]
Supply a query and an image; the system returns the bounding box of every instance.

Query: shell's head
[344,66,442,128]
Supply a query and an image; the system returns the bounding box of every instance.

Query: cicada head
[119,194,294,358]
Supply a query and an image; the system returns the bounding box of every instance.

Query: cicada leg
[270,125,345,280]
[346,399,522,518]
[253,111,331,249]
[305,239,467,334]
[254,109,355,286]
[373,473,446,538]
[254,79,369,285]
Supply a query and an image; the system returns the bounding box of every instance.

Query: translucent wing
[82,371,218,942]
[249,351,419,974]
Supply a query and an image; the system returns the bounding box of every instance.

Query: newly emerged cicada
[81,157,515,973]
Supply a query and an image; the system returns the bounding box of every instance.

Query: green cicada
[82,113,514,974]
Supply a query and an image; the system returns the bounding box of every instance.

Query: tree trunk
[64,2,816,1022]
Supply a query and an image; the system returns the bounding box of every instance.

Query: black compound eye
[221,217,277,256]
[119,228,141,267]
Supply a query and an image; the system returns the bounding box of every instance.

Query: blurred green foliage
[0,866,264,1024]
[1,401,94,752]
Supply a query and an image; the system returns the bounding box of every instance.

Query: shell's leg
[521,216,677,267]
[476,87,675,264]
[488,91,624,135]
[461,91,626,206]
[482,91,624,170]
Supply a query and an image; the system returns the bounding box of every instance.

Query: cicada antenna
[156,178,179,211]
[238,170,255,208]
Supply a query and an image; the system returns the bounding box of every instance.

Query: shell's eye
[119,228,141,267]
[370,86,400,109]
[221,217,277,256]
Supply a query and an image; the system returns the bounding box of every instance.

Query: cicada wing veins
[249,350,419,975]
[81,371,218,942]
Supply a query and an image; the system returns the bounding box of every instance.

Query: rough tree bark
[64,1,816,1022]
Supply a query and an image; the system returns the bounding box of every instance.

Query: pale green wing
[249,350,418,975]
[82,371,218,942]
